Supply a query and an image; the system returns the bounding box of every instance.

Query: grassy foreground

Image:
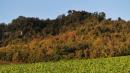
[0,56,130,73]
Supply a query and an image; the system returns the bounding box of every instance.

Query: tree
[118,17,122,21]
[98,12,106,21]
[0,23,6,42]
[57,14,65,20]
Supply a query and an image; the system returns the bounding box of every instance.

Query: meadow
[0,56,130,73]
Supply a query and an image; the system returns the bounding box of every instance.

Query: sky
[1,0,130,23]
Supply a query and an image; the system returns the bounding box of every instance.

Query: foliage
[0,10,130,63]
[0,56,130,73]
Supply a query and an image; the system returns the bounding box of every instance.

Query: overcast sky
[1,0,130,23]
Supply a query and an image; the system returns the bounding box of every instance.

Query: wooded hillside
[0,10,130,63]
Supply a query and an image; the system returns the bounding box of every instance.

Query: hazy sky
[1,0,130,23]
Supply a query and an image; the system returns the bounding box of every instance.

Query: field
[0,56,130,73]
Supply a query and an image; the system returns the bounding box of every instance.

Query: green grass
[0,56,130,73]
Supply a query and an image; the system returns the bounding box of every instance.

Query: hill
[0,10,130,63]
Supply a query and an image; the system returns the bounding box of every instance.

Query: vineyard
[0,56,130,73]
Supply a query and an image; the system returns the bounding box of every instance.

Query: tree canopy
[0,10,130,63]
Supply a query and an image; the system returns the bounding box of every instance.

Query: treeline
[0,10,130,63]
